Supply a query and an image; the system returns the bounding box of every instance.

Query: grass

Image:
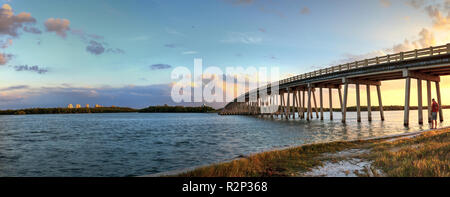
[178,140,372,177]
[366,129,449,177]
[176,128,450,177]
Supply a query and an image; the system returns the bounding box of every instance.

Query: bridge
[220,43,450,126]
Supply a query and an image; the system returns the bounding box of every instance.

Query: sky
[0,0,450,109]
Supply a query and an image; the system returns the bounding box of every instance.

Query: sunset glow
[0,0,450,109]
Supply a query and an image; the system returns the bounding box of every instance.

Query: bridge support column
[280,92,286,119]
[377,85,385,121]
[312,89,319,119]
[367,85,372,122]
[436,81,444,122]
[329,88,333,120]
[320,87,324,120]
[307,84,312,121]
[404,77,411,127]
[286,89,290,120]
[356,83,361,123]
[338,86,343,114]
[296,90,303,119]
[418,79,423,125]
[342,81,349,124]
[302,90,306,119]
[292,89,297,119]
[427,80,432,123]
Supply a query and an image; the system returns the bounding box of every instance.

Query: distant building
[68,104,73,109]
[86,104,90,108]
[95,104,102,108]
[76,104,81,109]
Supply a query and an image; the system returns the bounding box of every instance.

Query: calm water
[0,110,448,177]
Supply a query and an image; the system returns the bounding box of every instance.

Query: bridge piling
[404,77,411,126]
[418,79,423,125]
[367,85,372,122]
[338,86,343,114]
[356,83,361,122]
[427,80,432,123]
[296,89,303,119]
[307,85,312,121]
[329,88,333,120]
[287,88,291,120]
[436,82,443,122]
[302,90,306,119]
[292,89,297,119]
[342,81,349,124]
[320,87,324,120]
[376,85,385,121]
[280,93,286,119]
[312,89,319,119]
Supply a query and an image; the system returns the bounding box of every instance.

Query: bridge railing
[267,43,450,89]
[236,43,450,102]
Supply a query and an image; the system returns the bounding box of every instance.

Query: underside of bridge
[220,44,450,127]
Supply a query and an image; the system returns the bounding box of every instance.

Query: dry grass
[367,129,449,177]
[178,141,369,177]
[176,128,450,177]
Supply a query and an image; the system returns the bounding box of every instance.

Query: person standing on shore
[431,99,439,129]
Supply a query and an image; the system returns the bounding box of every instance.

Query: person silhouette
[431,98,439,129]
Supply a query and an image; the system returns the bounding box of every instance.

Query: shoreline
[144,126,449,177]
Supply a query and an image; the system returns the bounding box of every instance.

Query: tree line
[0,105,217,115]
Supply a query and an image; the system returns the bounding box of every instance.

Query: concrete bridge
[220,43,450,126]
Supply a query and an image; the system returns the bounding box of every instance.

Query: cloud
[225,0,254,6]
[0,85,29,91]
[182,51,198,55]
[330,50,387,66]
[23,26,42,34]
[300,7,310,14]
[86,40,105,55]
[405,0,425,9]
[0,4,37,37]
[165,28,185,36]
[221,32,262,44]
[391,28,436,53]
[71,29,104,41]
[330,28,436,66]
[379,0,391,7]
[44,18,70,38]
[424,4,450,30]
[13,65,48,74]
[85,40,125,55]
[150,64,172,70]
[106,48,125,54]
[0,53,13,65]
[405,0,450,30]
[0,38,12,48]
[164,43,177,48]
